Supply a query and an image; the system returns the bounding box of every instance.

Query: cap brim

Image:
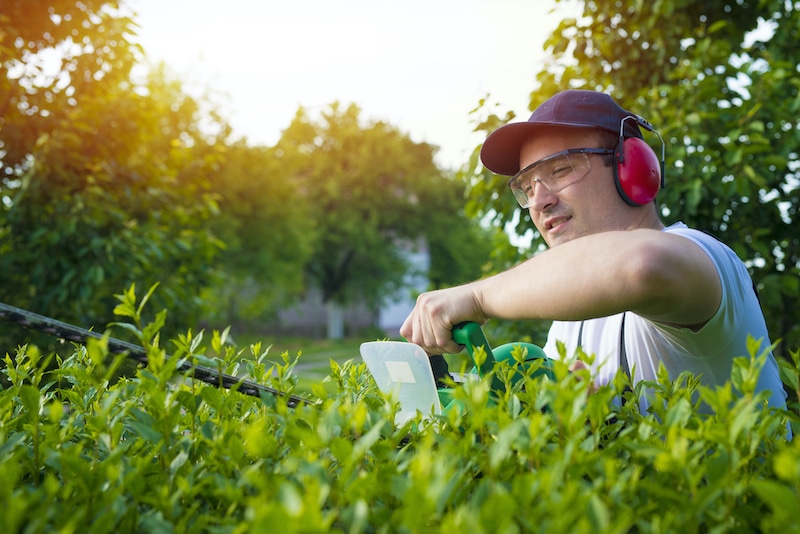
[479,122,546,177]
[480,120,612,176]
[480,118,642,177]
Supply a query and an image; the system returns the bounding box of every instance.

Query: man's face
[518,128,631,248]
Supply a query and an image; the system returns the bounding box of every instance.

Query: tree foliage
[0,0,137,173]
[1,1,494,342]
[2,71,226,330]
[420,174,495,291]
[0,1,228,334]
[276,103,487,317]
[206,141,316,327]
[466,0,800,352]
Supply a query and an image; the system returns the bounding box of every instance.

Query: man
[399,89,786,412]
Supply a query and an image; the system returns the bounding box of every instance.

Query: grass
[230,332,396,395]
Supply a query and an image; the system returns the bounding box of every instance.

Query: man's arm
[400,228,721,354]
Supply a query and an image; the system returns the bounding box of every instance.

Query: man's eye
[550,164,572,177]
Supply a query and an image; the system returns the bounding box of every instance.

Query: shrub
[2,289,799,533]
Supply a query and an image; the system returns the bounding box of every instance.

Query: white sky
[127,0,578,169]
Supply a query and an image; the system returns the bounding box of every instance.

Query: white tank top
[543,222,787,412]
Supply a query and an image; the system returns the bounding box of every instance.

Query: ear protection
[613,115,666,206]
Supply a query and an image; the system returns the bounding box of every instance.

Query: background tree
[0,66,227,333]
[466,0,800,353]
[0,0,137,182]
[0,1,495,347]
[277,102,488,338]
[420,173,495,291]
[206,141,316,330]
[0,1,230,341]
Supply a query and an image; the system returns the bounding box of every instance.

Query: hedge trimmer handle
[451,321,503,390]
[450,321,553,393]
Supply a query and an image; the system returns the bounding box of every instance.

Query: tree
[277,102,481,338]
[0,2,230,336]
[1,0,138,181]
[418,169,495,290]
[466,0,800,353]
[0,67,227,332]
[206,141,316,329]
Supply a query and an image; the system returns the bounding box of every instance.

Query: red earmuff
[613,115,666,206]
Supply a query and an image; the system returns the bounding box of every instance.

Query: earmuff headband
[619,115,666,189]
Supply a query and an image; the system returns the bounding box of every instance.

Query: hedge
[2,290,799,533]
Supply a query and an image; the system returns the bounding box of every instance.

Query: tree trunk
[326,301,344,339]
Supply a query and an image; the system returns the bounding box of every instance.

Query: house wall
[273,286,377,337]
[272,242,430,338]
[378,244,430,337]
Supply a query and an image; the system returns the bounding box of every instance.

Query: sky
[127,0,578,170]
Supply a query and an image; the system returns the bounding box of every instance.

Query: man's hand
[569,360,598,394]
[399,284,486,355]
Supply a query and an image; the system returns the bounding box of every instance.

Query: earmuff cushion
[614,137,662,206]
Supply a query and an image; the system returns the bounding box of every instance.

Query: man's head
[479,90,664,247]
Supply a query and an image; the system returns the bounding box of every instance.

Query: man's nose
[528,181,557,212]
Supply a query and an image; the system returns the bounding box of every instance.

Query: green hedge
[2,293,799,532]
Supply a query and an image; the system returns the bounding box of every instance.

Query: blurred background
[1,0,798,372]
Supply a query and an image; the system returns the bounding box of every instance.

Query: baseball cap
[480,90,644,176]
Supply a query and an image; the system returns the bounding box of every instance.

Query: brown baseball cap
[480,90,644,176]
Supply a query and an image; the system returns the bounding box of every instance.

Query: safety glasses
[508,148,614,208]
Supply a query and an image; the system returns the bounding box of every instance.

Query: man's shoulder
[662,223,732,254]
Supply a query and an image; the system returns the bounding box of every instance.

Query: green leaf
[18,385,41,416]
[137,283,161,317]
[588,493,611,531]
[142,309,168,342]
[126,420,163,445]
[772,449,800,483]
[113,285,139,320]
[169,451,189,475]
[751,480,800,517]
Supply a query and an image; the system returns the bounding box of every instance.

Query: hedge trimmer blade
[360,340,443,425]
[0,302,315,408]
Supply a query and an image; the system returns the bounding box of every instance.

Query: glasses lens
[509,152,593,208]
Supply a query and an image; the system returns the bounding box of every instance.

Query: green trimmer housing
[438,322,555,412]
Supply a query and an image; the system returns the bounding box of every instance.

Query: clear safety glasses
[508,148,615,208]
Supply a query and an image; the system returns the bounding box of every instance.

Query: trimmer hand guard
[439,322,554,411]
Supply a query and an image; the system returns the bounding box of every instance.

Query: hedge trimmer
[0,301,554,417]
[0,301,313,407]
[361,321,554,423]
